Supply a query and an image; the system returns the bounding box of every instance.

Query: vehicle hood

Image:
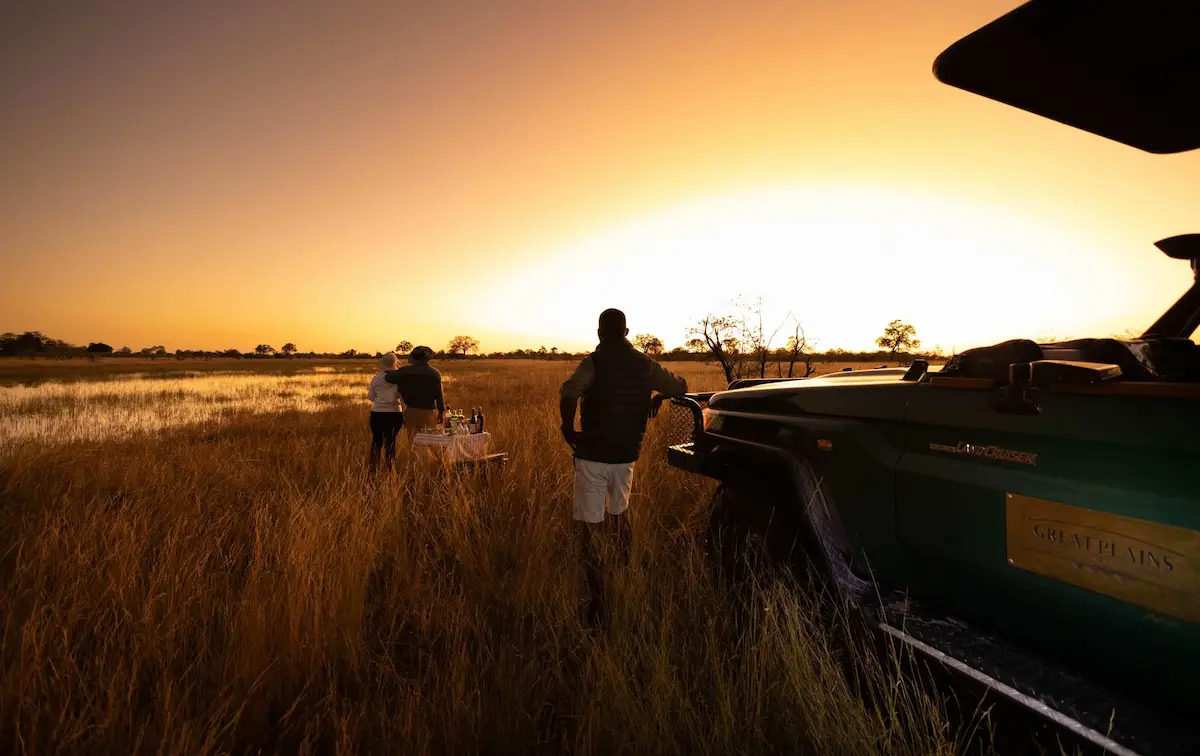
[707,371,917,421]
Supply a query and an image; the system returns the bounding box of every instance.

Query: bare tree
[688,297,793,382]
[784,321,818,378]
[875,320,920,362]
[688,314,744,383]
[633,333,664,355]
[739,297,786,379]
[446,335,480,356]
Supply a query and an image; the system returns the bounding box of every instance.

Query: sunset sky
[2,0,1197,355]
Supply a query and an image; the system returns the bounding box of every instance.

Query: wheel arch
[701,436,870,604]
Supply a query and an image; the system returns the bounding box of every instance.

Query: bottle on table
[469,407,478,433]
[476,406,484,434]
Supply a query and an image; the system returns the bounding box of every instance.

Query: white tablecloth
[411,431,492,461]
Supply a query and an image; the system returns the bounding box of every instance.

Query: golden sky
[2,0,1197,354]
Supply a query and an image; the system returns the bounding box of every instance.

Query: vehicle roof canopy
[933,0,1200,154]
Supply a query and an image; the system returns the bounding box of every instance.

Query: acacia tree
[633,333,664,355]
[395,340,413,354]
[280,342,297,358]
[254,344,275,356]
[447,335,480,356]
[876,320,920,362]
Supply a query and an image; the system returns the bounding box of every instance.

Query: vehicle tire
[706,480,804,590]
[706,461,862,605]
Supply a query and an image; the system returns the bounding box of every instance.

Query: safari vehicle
[664,2,1200,754]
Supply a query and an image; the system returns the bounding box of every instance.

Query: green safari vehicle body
[666,3,1200,754]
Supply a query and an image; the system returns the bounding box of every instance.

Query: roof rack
[934,0,1200,154]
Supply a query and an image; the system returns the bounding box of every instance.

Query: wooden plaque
[1006,493,1200,624]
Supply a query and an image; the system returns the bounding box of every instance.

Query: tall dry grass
[1,361,965,755]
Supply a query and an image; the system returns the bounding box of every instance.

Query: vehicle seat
[1133,338,1200,382]
[939,339,1044,381]
[1042,338,1200,382]
[1040,338,1156,381]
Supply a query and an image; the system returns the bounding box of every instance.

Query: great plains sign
[1005,493,1199,624]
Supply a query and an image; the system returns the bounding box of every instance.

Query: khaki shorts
[572,458,634,523]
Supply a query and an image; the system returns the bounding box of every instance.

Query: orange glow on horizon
[1,1,1197,354]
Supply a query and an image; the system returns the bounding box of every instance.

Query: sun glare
[469,184,1136,353]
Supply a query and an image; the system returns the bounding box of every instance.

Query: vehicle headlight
[702,408,723,431]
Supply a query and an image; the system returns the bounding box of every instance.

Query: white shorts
[572,458,635,523]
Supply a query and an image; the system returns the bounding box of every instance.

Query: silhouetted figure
[385,345,445,437]
[367,352,405,473]
[560,308,688,627]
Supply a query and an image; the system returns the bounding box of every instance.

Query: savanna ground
[0,359,974,755]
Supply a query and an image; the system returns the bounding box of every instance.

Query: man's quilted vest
[577,339,654,464]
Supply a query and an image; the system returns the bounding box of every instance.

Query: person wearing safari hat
[560,308,689,627]
[367,352,405,473]
[385,345,445,439]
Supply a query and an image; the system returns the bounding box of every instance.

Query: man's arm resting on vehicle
[647,360,688,417]
[649,359,688,396]
[559,356,595,447]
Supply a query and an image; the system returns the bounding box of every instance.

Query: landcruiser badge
[928,441,1037,466]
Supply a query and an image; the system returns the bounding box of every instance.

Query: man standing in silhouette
[560,308,689,626]
[384,345,445,438]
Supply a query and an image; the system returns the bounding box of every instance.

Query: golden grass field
[0,359,970,755]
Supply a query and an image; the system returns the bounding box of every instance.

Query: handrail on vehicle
[670,394,705,442]
[653,393,707,452]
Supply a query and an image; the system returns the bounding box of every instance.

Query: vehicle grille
[664,396,706,452]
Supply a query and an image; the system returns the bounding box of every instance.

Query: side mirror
[1145,235,1200,339]
[902,359,930,381]
[1155,234,1200,265]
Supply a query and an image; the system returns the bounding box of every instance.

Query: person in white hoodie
[367,352,405,473]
